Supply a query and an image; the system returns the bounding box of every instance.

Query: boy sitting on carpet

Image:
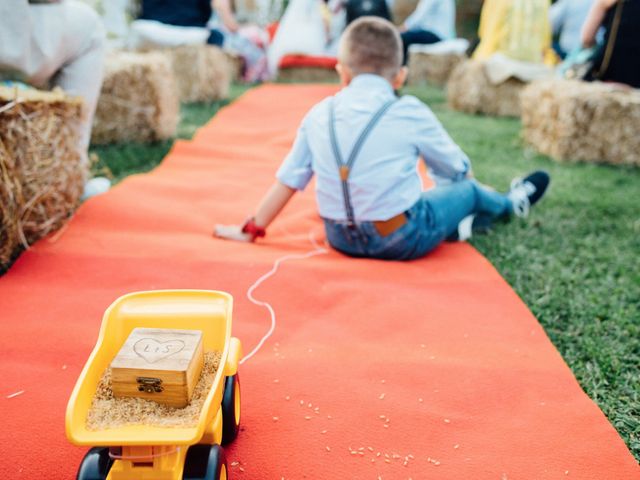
[214,16,550,260]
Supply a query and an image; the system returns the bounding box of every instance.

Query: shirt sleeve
[412,101,471,185]
[276,119,315,191]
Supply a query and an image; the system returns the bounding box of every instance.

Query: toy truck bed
[66,290,241,447]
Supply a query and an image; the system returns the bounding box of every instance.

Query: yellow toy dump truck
[66,290,242,480]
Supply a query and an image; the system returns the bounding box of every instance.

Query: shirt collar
[348,74,395,95]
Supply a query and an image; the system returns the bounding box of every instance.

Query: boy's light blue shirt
[403,0,456,40]
[276,74,470,222]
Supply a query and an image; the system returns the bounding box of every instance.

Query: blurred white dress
[267,0,328,75]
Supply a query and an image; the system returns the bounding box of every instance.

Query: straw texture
[87,351,221,430]
[92,51,179,145]
[447,59,525,117]
[0,86,84,271]
[163,45,232,103]
[521,79,640,166]
[408,52,466,87]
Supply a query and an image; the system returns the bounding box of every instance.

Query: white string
[239,230,329,365]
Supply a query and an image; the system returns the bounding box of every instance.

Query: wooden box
[111,328,204,408]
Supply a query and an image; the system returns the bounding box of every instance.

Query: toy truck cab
[66,290,242,480]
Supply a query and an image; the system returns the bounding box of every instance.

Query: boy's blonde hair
[338,16,403,80]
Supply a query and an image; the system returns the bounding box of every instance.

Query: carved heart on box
[133,338,186,364]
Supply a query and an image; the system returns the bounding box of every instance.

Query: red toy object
[278,55,338,70]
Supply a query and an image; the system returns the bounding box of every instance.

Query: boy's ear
[392,66,408,90]
[336,62,353,86]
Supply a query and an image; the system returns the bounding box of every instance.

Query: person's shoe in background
[82,176,111,200]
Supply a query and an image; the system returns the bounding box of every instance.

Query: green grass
[92,83,639,461]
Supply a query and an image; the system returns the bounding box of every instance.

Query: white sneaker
[82,177,111,201]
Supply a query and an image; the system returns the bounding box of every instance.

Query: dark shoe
[207,29,224,47]
[507,171,550,218]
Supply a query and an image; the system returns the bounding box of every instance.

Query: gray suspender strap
[329,97,399,228]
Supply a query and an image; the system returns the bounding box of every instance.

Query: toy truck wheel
[221,374,241,445]
[76,447,114,480]
[183,444,228,480]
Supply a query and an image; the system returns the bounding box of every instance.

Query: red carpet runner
[1,84,638,479]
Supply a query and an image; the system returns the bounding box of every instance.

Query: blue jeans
[323,180,512,260]
[401,29,441,64]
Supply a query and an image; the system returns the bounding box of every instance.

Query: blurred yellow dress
[473,0,558,65]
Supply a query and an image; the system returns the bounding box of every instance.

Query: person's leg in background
[400,29,441,64]
[27,0,108,197]
[50,1,106,169]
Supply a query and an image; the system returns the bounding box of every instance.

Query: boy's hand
[213,224,254,242]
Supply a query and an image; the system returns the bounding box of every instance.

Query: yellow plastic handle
[224,337,242,376]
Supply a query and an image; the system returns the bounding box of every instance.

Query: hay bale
[522,79,640,166]
[163,45,232,103]
[407,51,466,87]
[92,51,179,145]
[447,59,526,117]
[277,67,339,83]
[0,86,84,271]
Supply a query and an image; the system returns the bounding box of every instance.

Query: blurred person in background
[473,0,557,65]
[129,0,225,49]
[344,0,392,23]
[211,0,283,81]
[550,0,595,59]
[582,0,640,88]
[399,0,456,63]
[0,0,109,197]
[267,0,331,75]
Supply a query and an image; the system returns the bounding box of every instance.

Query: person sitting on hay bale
[549,0,594,59]
[398,0,456,63]
[343,0,392,24]
[214,17,551,260]
[129,0,225,50]
[472,0,558,66]
[581,0,640,88]
[0,0,110,198]
[211,0,282,82]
